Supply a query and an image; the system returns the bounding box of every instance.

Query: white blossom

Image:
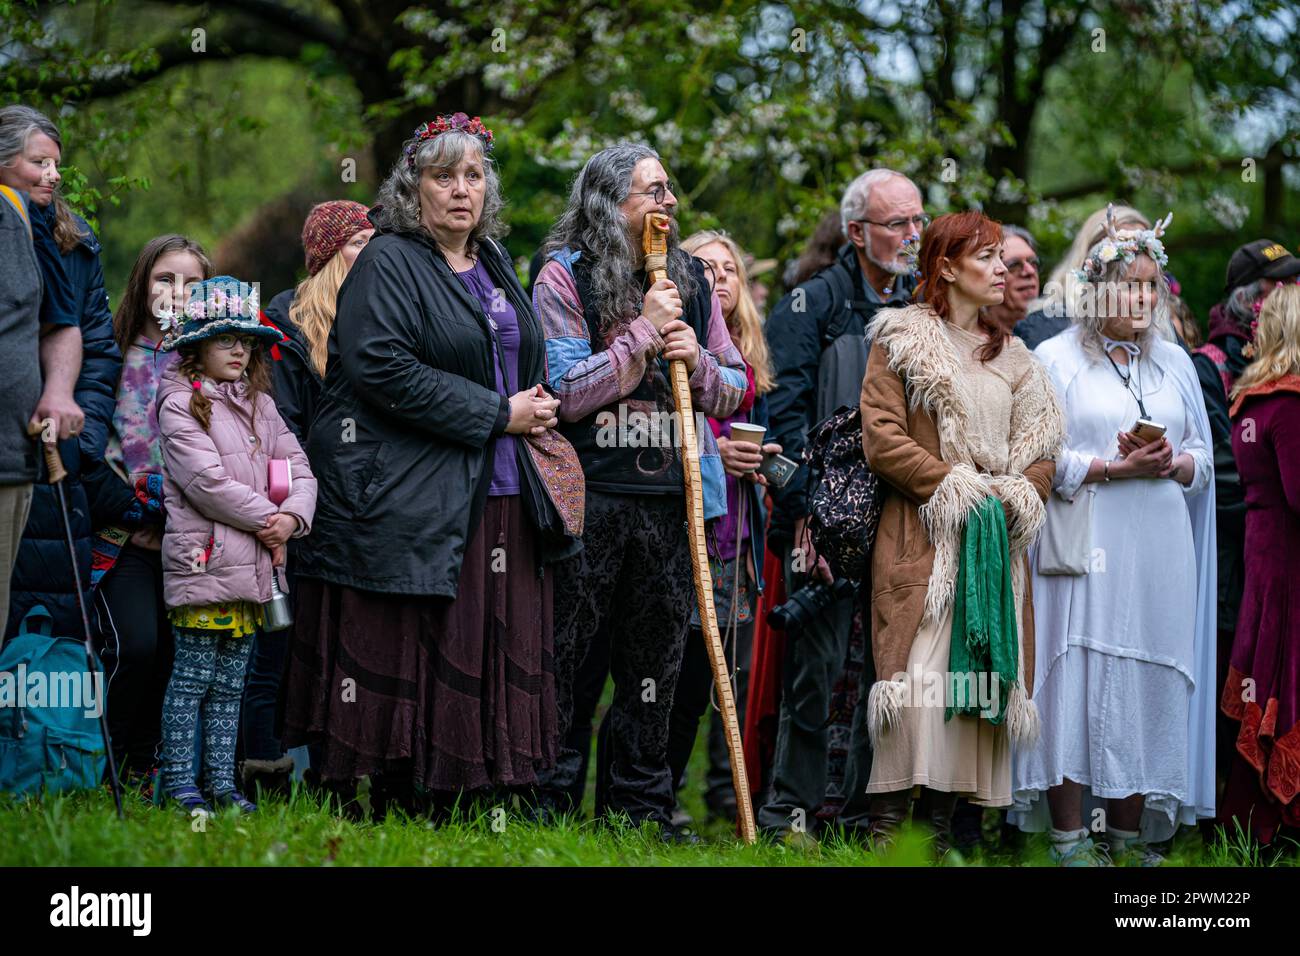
[779,155,809,183]
[654,120,682,151]
[1206,192,1251,230]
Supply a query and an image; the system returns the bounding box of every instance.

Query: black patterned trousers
[536,490,693,828]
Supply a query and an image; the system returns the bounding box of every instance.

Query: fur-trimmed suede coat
[860,304,1064,744]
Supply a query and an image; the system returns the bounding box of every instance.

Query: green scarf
[946,495,1019,724]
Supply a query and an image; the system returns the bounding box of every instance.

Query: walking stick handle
[37,419,67,484]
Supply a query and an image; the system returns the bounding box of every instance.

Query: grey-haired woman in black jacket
[283,116,579,818]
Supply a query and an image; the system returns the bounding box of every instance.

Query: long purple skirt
[283,496,557,791]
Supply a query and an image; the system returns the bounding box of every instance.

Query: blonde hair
[681,230,774,394]
[1231,283,1300,400]
[289,250,350,377]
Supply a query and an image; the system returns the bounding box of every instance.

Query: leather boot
[866,790,911,848]
[925,789,959,858]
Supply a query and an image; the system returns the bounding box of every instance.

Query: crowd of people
[1,103,1297,865]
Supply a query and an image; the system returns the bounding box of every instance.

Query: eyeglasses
[858,214,931,233]
[212,334,258,351]
[1004,256,1041,275]
[629,181,675,205]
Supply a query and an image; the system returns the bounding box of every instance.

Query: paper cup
[730,423,766,446]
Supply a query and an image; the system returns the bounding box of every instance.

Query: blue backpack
[0,605,106,797]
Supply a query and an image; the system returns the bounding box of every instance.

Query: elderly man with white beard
[759,168,926,843]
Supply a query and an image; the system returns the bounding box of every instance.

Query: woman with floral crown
[283,114,582,819]
[1011,207,1218,866]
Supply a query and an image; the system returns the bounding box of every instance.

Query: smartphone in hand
[757,451,798,489]
[1129,418,1168,444]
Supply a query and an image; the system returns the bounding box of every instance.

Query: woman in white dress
[1011,209,1217,865]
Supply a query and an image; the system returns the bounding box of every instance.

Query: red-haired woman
[858,211,1063,853]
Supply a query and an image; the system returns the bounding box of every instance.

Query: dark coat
[296,224,570,597]
[1011,307,1070,351]
[264,288,321,445]
[1192,303,1252,631]
[6,214,123,639]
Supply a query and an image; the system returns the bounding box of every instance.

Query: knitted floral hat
[302,200,372,276]
[159,276,284,353]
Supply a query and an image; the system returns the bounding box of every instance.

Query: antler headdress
[1074,203,1173,283]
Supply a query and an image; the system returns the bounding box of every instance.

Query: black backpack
[804,404,882,582]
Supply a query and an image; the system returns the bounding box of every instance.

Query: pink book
[268,459,292,506]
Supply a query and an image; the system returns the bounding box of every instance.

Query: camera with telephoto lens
[767,578,856,636]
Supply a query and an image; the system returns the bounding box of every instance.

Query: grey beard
[867,245,911,276]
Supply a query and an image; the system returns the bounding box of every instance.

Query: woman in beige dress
[859,211,1063,853]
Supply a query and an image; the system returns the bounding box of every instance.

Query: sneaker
[781,829,821,851]
[669,803,694,829]
[165,785,212,815]
[1049,836,1112,866]
[210,789,258,813]
[1112,841,1165,867]
[659,822,703,846]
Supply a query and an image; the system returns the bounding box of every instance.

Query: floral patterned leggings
[159,627,254,796]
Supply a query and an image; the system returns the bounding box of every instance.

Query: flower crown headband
[405,113,495,170]
[1074,203,1173,284]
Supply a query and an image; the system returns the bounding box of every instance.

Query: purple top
[108,338,179,479]
[456,258,520,496]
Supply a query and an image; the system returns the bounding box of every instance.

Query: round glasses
[629,181,675,205]
[212,334,258,351]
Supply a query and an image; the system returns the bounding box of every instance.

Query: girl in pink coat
[156,276,316,813]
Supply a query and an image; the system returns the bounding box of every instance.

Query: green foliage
[0,0,1295,320]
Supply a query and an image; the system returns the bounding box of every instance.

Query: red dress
[1219,376,1300,844]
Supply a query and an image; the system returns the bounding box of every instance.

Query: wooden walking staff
[642,212,756,843]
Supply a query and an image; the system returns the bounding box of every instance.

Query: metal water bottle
[262,457,294,631]
[262,573,292,631]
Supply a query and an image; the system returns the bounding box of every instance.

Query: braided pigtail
[177,349,213,432]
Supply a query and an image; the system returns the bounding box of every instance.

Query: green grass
[3,691,1296,866]
[0,785,969,866]
[2,783,1295,867]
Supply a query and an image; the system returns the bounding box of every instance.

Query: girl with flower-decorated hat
[154,276,317,813]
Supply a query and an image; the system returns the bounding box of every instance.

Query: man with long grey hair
[529,142,747,837]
